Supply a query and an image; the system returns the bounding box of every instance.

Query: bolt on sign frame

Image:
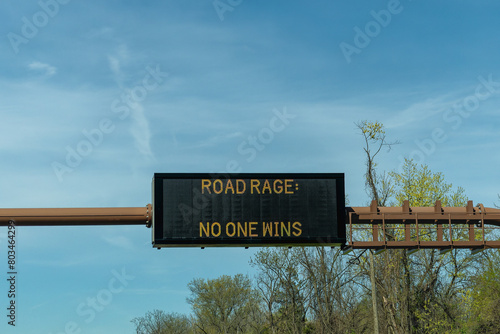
[345,200,500,252]
[151,173,346,248]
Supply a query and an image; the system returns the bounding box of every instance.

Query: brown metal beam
[346,200,500,250]
[346,200,500,225]
[347,241,500,250]
[0,204,152,227]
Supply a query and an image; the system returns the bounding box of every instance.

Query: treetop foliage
[390,158,468,207]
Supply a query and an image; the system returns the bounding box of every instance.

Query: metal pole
[0,204,151,227]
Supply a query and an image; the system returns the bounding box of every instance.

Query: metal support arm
[0,204,152,227]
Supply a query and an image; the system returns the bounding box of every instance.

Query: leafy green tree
[387,159,470,333]
[356,120,477,334]
[467,250,500,333]
[187,274,263,334]
[131,310,194,334]
[389,159,467,207]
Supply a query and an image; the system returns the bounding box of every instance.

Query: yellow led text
[199,221,302,238]
[201,179,296,195]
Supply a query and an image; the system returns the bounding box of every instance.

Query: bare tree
[356,120,399,334]
[298,247,365,333]
[356,120,398,207]
[250,248,308,334]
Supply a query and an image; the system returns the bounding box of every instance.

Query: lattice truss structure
[345,200,500,254]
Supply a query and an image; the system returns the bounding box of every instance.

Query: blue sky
[0,0,499,332]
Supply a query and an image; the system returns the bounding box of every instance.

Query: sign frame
[152,173,346,248]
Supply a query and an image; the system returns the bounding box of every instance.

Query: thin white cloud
[107,45,154,159]
[108,44,129,87]
[130,103,154,158]
[384,85,480,129]
[102,235,135,250]
[23,256,97,267]
[187,131,244,149]
[384,98,447,129]
[108,55,121,82]
[85,26,114,39]
[28,61,57,77]
[127,287,189,296]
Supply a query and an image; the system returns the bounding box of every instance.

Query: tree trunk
[403,250,412,333]
[369,250,380,334]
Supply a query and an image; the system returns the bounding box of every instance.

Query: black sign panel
[152,173,345,247]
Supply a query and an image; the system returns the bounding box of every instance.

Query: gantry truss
[2,201,500,253]
[345,200,500,253]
